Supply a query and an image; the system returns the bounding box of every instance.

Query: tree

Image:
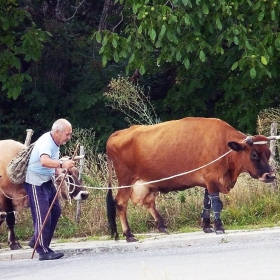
[94,0,280,133]
[0,0,128,150]
[0,0,51,99]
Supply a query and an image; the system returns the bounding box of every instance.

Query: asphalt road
[1,237,280,280]
[1,227,280,280]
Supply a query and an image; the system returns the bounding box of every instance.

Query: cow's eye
[251,151,259,160]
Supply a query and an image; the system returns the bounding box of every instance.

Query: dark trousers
[24,180,61,254]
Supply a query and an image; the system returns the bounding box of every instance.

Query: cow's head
[228,135,276,183]
[55,167,89,201]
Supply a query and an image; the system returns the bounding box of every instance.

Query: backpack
[6,142,36,184]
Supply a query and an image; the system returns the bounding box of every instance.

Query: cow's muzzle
[73,191,89,201]
[259,172,276,183]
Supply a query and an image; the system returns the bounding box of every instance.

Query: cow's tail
[106,155,119,240]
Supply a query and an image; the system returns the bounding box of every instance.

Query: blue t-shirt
[25,132,60,185]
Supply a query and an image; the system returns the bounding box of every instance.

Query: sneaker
[39,251,64,261]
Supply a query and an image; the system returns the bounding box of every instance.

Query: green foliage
[222,186,280,227]
[56,215,79,238]
[95,0,280,76]
[0,7,128,149]
[94,0,280,133]
[0,0,50,99]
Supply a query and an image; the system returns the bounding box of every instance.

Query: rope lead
[84,149,233,190]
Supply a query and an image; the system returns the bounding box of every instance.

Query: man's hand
[62,159,75,169]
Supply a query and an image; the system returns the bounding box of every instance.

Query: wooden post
[269,122,277,189]
[24,129,34,146]
[75,146,85,223]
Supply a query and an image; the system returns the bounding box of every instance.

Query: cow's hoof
[126,236,138,242]
[9,242,22,250]
[158,227,168,234]
[203,227,215,233]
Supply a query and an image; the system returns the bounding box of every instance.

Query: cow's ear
[227,141,244,151]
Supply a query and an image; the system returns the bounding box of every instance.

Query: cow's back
[107,117,245,162]
[106,117,247,190]
[0,140,25,181]
[0,140,27,210]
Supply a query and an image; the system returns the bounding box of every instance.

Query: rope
[83,149,233,190]
[0,187,27,200]
[0,174,74,201]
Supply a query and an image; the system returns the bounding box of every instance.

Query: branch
[64,0,86,21]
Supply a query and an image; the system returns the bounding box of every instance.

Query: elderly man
[24,119,75,261]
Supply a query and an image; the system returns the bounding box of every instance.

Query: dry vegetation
[104,76,160,125]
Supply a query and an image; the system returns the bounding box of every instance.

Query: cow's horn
[267,136,280,140]
[253,141,268,145]
[73,155,85,160]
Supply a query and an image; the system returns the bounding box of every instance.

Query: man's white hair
[51,119,71,132]
[52,122,63,132]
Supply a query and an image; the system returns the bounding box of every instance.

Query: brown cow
[106,117,276,242]
[0,139,89,250]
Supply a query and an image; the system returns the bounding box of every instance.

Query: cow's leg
[209,191,225,234]
[0,212,7,249]
[115,188,137,242]
[0,212,7,225]
[6,211,22,250]
[143,191,167,233]
[201,189,214,233]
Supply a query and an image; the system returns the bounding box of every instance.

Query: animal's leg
[201,189,214,233]
[0,212,7,224]
[208,192,225,234]
[144,192,167,233]
[0,213,7,249]
[115,188,137,242]
[6,211,22,250]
